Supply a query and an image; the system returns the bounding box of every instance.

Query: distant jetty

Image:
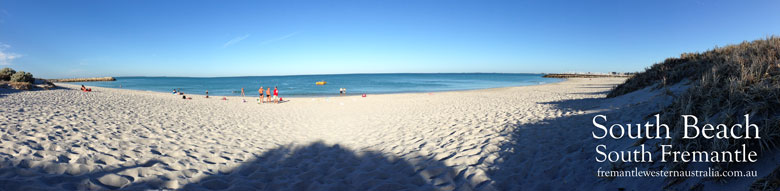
[542,73,632,78]
[49,77,116,82]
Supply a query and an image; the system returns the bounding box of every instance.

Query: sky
[0,0,779,78]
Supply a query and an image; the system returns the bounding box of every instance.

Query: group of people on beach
[339,88,347,96]
[86,83,350,102]
[257,86,279,104]
[172,88,191,99]
[171,86,281,104]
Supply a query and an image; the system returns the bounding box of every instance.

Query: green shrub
[10,71,33,83]
[0,67,15,81]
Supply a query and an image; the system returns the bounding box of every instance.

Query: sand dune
[0,78,625,190]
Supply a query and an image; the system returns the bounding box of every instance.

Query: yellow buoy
[315,81,327,85]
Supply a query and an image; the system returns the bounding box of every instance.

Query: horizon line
[68,72,553,79]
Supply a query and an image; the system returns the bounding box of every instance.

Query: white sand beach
[4,0,780,190]
[0,78,629,190]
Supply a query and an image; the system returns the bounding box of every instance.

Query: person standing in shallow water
[241,88,245,97]
[205,90,209,98]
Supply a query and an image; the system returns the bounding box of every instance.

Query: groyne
[49,77,116,82]
[542,73,632,78]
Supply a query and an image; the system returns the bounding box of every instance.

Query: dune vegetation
[0,67,34,83]
[0,67,57,90]
[0,67,37,90]
[608,37,780,188]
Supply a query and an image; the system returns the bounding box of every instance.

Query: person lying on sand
[80,85,92,92]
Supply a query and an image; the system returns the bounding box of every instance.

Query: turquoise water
[72,73,562,97]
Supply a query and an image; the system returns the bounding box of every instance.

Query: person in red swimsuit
[273,86,279,104]
[80,85,92,92]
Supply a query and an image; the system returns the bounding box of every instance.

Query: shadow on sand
[485,96,620,190]
[1,142,477,190]
[485,90,701,190]
[170,142,467,190]
[0,159,162,190]
[0,86,68,98]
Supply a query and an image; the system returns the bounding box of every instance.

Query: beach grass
[608,36,780,174]
[751,166,780,191]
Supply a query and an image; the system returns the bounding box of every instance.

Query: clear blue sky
[1,0,779,78]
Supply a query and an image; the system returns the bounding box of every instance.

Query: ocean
[72,73,562,97]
